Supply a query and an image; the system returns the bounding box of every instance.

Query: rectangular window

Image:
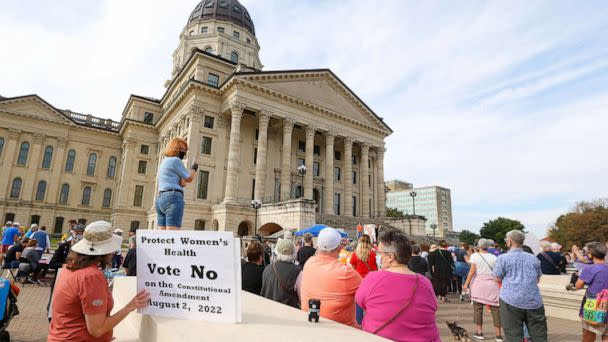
[143,112,154,124]
[298,141,305,153]
[138,160,147,174]
[204,115,214,129]
[369,199,372,217]
[246,38,251,44]
[313,145,320,156]
[352,155,357,164]
[208,73,219,87]
[352,171,357,184]
[251,179,255,200]
[133,185,144,207]
[334,167,341,182]
[233,31,240,39]
[217,27,224,33]
[197,170,209,199]
[140,145,149,155]
[253,148,257,164]
[369,175,372,189]
[130,221,140,230]
[201,26,208,33]
[78,218,87,225]
[53,217,64,234]
[334,151,341,160]
[297,158,305,167]
[255,129,259,140]
[334,193,341,215]
[352,196,357,216]
[368,158,371,169]
[313,162,320,177]
[201,136,212,155]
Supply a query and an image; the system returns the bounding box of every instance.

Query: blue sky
[1,1,607,237]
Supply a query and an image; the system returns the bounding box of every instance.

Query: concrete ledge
[112,277,387,341]
[539,274,584,321]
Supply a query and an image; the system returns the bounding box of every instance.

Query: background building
[0,0,392,237]
[385,180,453,237]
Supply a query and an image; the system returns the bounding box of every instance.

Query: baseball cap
[317,227,342,251]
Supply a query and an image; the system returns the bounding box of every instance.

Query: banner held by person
[137,230,241,323]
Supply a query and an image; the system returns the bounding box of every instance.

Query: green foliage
[479,217,525,247]
[458,229,480,245]
[549,199,608,248]
[386,207,405,218]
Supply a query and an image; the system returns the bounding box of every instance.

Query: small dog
[446,321,470,341]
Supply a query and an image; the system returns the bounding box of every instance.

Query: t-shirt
[2,227,19,245]
[157,156,190,191]
[297,246,316,267]
[579,263,608,296]
[31,230,49,250]
[300,253,362,327]
[355,271,440,342]
[4,243,23,263]
[537,251,563,275]
[469,252,497,275]
[241,261,264,295]
[454,248,468,262]
[48,265,114,342]
[349,250,378,278]
[408,255,429,275]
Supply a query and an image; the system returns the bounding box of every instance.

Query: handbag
[540,252,561,273]
[581,289,608,327]
[373,275,419,334]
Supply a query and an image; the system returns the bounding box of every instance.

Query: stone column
[360,143,370,217]
[254,112,271,201]
[22,133,45,200]
[280,119,294,201]
[323,132,335,214]
[0,129,21,199]
[304,125,315,200]
[185,106,203,202]
[223,102,244,203]
[47,138,67,203]
[343,137,353,217]
[376,147,386,217]
[116,137,137,207]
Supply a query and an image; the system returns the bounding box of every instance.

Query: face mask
[178,150,186,159]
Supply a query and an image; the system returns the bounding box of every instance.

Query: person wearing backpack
[574,241,608,341]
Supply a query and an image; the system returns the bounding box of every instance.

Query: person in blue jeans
[156,138,197,230]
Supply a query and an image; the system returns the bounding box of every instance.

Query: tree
[479,217,525,247]
[386,207,405,219]
[458,230,480,245]
[549,199,608,247]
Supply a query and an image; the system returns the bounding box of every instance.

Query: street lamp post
[430,223,437,237]
[250,199,262,236]
[297,164,307,198]
[409,191,417,215]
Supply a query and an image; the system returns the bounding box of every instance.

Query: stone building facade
[0,0,391,236]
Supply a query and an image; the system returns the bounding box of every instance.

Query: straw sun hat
[71,221,123,256]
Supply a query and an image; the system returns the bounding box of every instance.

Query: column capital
[305,125,317,139]
[258,112,271,128]
[33,133,46,144]
[57,138,68,149]
[361,143,370,153]
[8,128,22,140]
[230,102,245,118]
[123,137,137,149]
[325,131,336,145]
[376,147,385,159]
[344,136,353,149]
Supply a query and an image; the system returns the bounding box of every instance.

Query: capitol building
[0,0,392,236]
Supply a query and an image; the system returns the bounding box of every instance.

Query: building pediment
[234,70,392,134]
[0,95,74,125]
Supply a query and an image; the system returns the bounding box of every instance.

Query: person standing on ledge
[156,138,197,230]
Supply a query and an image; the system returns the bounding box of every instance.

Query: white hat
[317,227,342,251]
[5,221,12,226]
[30,223,38,228]
[72,221,123,256]
[113,228,124,235]
[12,222,20,227]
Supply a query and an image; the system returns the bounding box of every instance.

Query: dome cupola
[188,0,255,36]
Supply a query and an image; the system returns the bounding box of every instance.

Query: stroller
[0,278,19,342]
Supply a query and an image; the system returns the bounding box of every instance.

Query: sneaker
[473,332,485,340]
[26,277,37,284]
[495,336,504,342]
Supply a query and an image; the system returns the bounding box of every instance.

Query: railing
[65,110,120,131]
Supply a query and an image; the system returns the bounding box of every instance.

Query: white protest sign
[137,230,241,323]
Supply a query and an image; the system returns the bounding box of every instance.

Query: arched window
[107,157,116,178]
[17,142,29,165]
[103,188,112,208]
[205,46,213,53]
[195,220,206,231]
[10,178,22,198]
[59,184,70,204]
[81,186,92,206]
[35,180,47,201]
[87,153,97,176]
[41,146,53,169]
[230,51,238,63]
[0,137,4,159]
[65,150,76,172]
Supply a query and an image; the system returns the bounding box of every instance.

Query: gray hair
[585,242,606,260]
[540,241,552,250]
[477,238,495,250]
[505,230,525,246]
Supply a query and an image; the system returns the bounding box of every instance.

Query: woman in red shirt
[48,221,149,342]
[350,234,378,325]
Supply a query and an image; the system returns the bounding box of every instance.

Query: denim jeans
[156,191,184,227]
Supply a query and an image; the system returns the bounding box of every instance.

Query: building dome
[188,0,255,36]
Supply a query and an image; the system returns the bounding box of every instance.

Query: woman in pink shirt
[355,229,440,342]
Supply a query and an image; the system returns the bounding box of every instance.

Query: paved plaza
[6,280,583,342]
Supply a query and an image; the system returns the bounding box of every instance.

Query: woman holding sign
[156,138,198,230]
[48,221,150,342]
